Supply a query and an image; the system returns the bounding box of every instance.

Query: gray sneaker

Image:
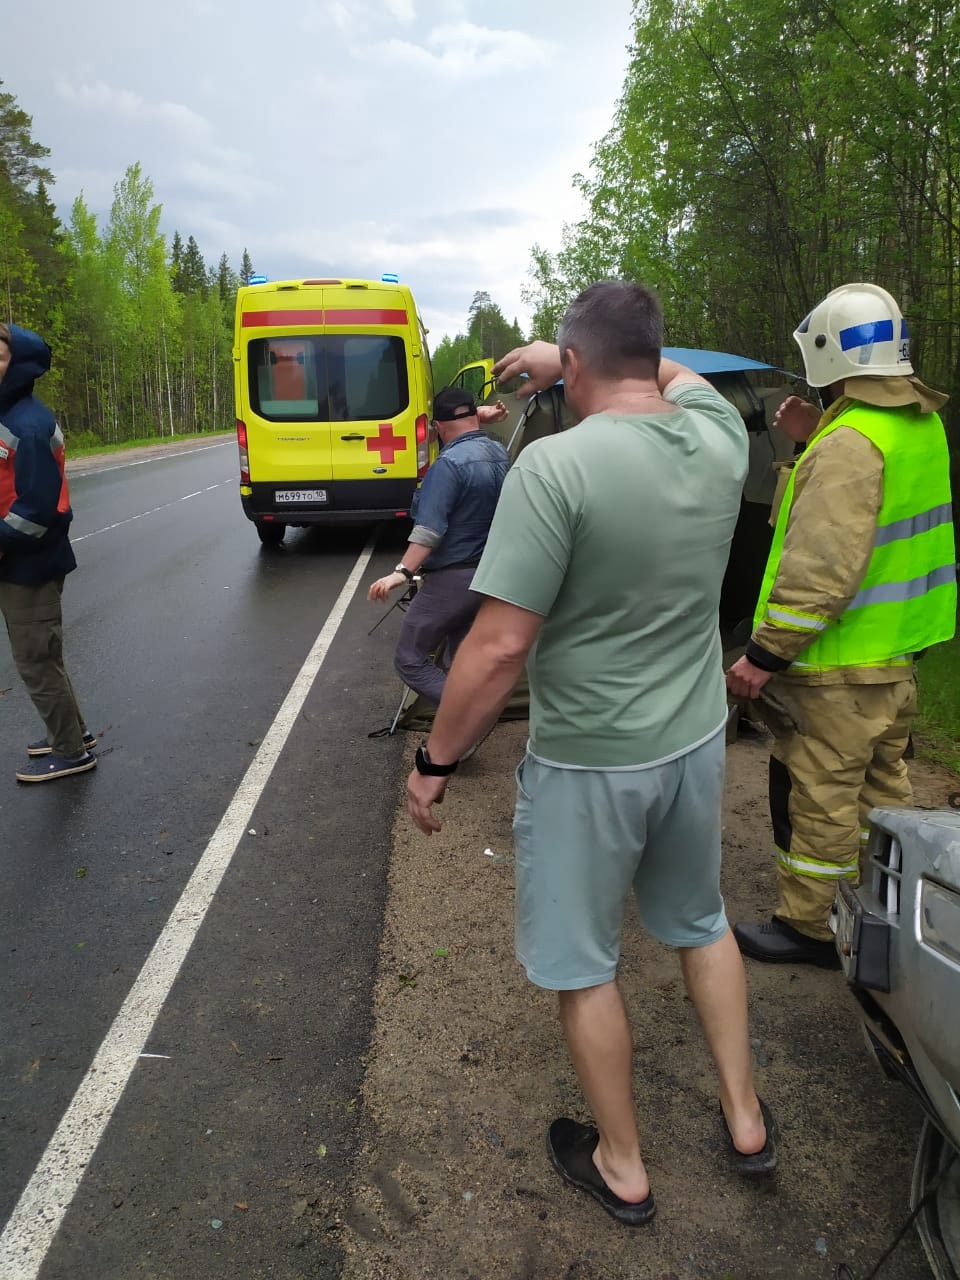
[16,751,98,783]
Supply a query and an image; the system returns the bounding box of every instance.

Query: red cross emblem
[366,424,407,465]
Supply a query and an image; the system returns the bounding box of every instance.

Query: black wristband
[745,639,792,672]
[394,563,414,581]
[414,745,458,776]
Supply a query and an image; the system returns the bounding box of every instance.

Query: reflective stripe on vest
[754,403,957,671]
[776,845,859,880]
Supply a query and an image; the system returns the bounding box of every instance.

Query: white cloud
[303,0,414,34]
[384,0,416,20]
[54,78,262,216]
[55,80,215,146]
[368,22,553,78]
[10,0,634,341]
[302,0,353,33]
[177,162,270,202]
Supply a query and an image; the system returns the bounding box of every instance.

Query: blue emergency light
[381,272,400,284]
[248,273,268,285]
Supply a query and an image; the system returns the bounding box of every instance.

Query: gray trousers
[394,566,482,706]
[0,577,88,757]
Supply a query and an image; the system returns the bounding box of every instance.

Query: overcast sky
[5,0,634,343]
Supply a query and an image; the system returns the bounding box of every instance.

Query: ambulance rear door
[241,290,333,490]
[323,285,425,486]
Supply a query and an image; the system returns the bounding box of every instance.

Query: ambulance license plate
[275,489,327,503]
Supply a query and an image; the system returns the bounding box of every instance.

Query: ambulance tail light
[237,419,250,483]
[416,414,430,477]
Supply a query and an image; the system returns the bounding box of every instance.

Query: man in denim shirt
[369,387,509,705]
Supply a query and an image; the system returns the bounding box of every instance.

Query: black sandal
[723,1097,778,1176]
[547,1118,657,1226]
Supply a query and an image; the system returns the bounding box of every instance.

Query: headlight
[920,879,960,967]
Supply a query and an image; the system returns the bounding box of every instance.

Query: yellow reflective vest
[754,403,957,671]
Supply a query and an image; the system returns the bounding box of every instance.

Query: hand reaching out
[773,395,821,444]
[368,571,407,603]
[493,341,562,397]
[477,399,508,424]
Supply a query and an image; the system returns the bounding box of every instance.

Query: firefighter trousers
[759,677,916,941]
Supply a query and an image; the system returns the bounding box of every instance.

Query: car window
[249,335,409,421]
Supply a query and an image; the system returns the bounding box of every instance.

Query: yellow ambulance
[234,277,440,544]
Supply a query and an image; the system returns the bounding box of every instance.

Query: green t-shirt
[470,381,749,767]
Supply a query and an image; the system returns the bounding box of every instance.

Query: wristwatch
[394,563,414,580]
[414,745,458,776]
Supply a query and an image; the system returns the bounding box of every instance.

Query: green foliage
[0,80,250,444]
[431,293,525,388]
[526,0,960,450]
[68,428,233,457]
[0,82,53,190]
[915,635,960,774]
[466,289,524,361]
[431,333,483,390]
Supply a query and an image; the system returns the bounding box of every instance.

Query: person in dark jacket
[0,322,97,782]
[368,387,510,707]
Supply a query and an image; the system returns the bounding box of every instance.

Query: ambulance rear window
[249,335,409,421]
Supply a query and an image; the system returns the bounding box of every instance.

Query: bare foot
[722,1095,767,1155]
[593,1144,651,1204]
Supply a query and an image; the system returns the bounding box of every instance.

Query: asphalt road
[0,440,412,1279]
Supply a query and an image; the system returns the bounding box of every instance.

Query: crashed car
[835,806,960,1278]
[487,346,809,642]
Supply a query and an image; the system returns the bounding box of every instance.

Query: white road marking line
[71,479,233,543]
[69,441,232,476]
[0,535,378,1279]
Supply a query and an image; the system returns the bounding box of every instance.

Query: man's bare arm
[406,597,543,834]
[657,357,711,396]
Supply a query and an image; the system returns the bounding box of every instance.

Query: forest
[524,0,960,465]
[1,82,256,445]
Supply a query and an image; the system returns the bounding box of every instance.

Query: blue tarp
[530,349,785,388]
[662,347,775,374]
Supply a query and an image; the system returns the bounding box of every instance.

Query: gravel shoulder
[65,433,233,475]
[333,720,957,1280]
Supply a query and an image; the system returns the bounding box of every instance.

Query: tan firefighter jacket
[747,375,950,685]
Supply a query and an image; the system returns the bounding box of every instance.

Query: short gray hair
[557,280,663,380]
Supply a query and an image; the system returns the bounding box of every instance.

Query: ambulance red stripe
[242,308,409,328]
[323,309,408,325]
[242,310,324,327]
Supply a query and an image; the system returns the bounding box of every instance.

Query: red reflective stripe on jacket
[0,452,17,520]
[52,439,71,515]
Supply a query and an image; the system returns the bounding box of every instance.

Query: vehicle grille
[869,830,903,916]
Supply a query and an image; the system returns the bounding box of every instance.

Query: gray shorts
[512,729,728,990]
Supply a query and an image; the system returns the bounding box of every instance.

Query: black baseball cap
[433,387,478,423]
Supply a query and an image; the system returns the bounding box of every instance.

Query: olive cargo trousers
[759,677,916,941]
[393,566,481,706]
[0,577,89,759]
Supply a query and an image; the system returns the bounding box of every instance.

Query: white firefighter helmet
[793,283,914,387]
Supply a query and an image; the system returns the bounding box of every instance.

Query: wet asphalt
[0,441,412,1278]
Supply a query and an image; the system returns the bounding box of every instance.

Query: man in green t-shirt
[406,280,777,1225]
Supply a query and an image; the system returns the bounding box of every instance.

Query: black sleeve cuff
[745,640,792,672]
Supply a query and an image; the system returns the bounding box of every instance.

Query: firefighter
[726,284,957,966]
